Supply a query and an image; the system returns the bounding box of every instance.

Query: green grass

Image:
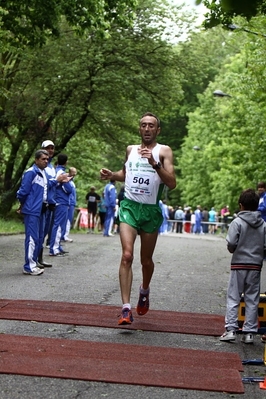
[0,217,25,234]
[0,216,91,235]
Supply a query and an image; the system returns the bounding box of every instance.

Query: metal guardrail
[168,220,227,226]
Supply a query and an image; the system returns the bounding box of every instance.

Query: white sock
[122,303,131,310]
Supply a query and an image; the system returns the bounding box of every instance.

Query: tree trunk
[0,189,18,217]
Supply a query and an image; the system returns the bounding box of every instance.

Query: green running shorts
[119,198,163,233]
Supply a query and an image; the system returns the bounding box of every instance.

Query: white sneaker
[220,330,236,341]
[23,267,44,276]
[241,333,254,344]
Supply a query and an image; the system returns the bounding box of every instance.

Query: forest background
[1,0,266,218]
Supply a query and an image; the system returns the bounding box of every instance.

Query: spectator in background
[112,199,120,234]
[184,208,192,233]
[221,205,230,233]
[168,205,175,232]
[202,207,209,234]
[209,207,217,234]
[159,199,169,234]
[17,150,71,275]
[49,154,73,257]
[103,180,117,237]
[97,191,106,232]
[113,185,125,234]
[220,189,266,343]
[174,206,184,233]
[61,167,77,243]
[39,139,56,266]
[190,210,195,232]
[86,186,100,233]
[257,181,266,222]
[193,205,202,234]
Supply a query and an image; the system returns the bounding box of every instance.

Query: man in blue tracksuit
[37,139,56,267]
[193,205,202,234]
[17,150,70,275]
[41,140,56,249]
[49,154,73,256]
[103,180,117,236]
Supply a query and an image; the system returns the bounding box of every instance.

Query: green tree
[159,25,239,206]
[160,25,236,150]
[1,0,137,47]
[199,0,266,28]
[178,24,266,211]
[0,0,193,215]
[0,0,137,117]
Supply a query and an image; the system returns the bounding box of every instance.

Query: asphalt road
[1,232,266,399]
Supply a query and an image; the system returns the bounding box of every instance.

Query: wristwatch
[152,162,162,170]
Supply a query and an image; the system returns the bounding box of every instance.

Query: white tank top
[124,144,164,204]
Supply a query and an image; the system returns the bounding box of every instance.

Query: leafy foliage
[0,0,137,47]
[178,23,266,212]
[159,25,239,206]
[4,0,266,216]
[201,0,266,28]
[0,0,193,214]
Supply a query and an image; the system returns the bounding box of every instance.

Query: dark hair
[57,153,68,165]
[239,188,259,211]
[35,149,49,159]
[257,181,266,189]
[140,112,160,128]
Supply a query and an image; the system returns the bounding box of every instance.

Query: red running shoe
[136,290,150,315]
[118,308,133,325]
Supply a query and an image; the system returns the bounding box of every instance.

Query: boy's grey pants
[225,269,261,332]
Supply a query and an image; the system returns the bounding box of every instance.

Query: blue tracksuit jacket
[17,164,57,215]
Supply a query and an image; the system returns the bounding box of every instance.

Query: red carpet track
[0,334,244,393]
[0,299,224,336]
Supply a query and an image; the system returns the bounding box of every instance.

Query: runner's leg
[139,230,158,290]
[119,222,137,304]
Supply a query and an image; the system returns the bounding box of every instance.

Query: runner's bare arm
[158,145,176,190]
[100,146,132,182]
[100,168,125,182]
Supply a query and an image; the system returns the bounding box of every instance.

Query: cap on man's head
[42,140,55,148]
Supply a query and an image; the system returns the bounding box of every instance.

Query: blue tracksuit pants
[61,205,75,240]
[49,204,68,255]
[23,213,45,272]
[104,206,115,236]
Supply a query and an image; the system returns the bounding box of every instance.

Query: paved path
[0,233,266,398]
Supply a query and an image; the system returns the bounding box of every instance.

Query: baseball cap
[41,140,55,148]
